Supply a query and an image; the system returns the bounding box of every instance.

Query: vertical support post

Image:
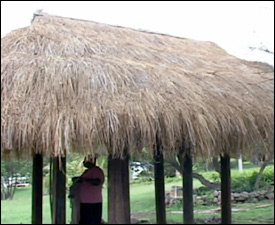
[221,153,232,224]
[53,157,66,224]
[32,154,43,224]
[183,148,194,224]
[108,154,131,224]
[154,144,166,224]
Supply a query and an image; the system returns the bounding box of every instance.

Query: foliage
[130,160,179,184]
[193,165,274,192]
[131,164,274,193]
[43,154,84,193]
[43,154,108,193]
[208,172,221,183]
[1,160,33,200]
[130,168,154,184]
[1,160,32,178]
[231,165,274,192]
[193,186,213,196]
[165,177,181,184]
[66,154,86,188]
[164,161,177,177]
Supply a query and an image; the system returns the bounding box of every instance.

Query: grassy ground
[1,175,274,224]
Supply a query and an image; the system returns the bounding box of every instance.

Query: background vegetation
[1,161,274,224]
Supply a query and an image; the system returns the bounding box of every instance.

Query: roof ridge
[32,12,211,43]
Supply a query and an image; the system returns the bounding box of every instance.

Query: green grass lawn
[1,176,274,224]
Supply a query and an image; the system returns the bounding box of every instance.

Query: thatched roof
[1,13,274,160]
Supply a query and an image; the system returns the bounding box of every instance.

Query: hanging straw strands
[1,13,274,160]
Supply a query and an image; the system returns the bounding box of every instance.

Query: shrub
[131,170,154,184]
[193,186,212,196]
[231,165,274,192]
[261,166,274,184]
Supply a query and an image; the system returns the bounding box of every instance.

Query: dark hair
[83,157,96,168]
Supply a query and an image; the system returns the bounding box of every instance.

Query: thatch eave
[1,13,274,160]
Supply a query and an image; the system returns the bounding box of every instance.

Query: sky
[1,1,274,65]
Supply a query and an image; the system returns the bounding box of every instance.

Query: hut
[1,13,274,224]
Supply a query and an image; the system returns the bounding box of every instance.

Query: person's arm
[82,177,101,186]
[72,176,82,183]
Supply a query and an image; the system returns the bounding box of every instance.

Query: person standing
[78,156,105,224]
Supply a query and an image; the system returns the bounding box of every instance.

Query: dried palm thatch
[1,13,274,160]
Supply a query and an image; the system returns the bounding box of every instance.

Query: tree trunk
[212,157,221,173]
[192,173,220,189]
[3,178,17,200]
[238,156,244,173]
[1,177,15,200]
[254,159,271,190]
[167,158,220,189]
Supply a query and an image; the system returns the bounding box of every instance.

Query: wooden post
[221,153,232,224]
[108,154,131,224]
[52,157,66,224]
[183,148,194,224]
[154,144,166,224]
[32,154,43,224]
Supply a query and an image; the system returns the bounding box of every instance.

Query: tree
[165,155,220,189]
[249,45,274,55]
[1,160,32,200]
[250,141,274,190]
[254,158,272,190]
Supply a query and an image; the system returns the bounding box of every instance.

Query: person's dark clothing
[79,203,102,224]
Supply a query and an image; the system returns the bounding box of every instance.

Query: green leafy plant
[231,165,274,192]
